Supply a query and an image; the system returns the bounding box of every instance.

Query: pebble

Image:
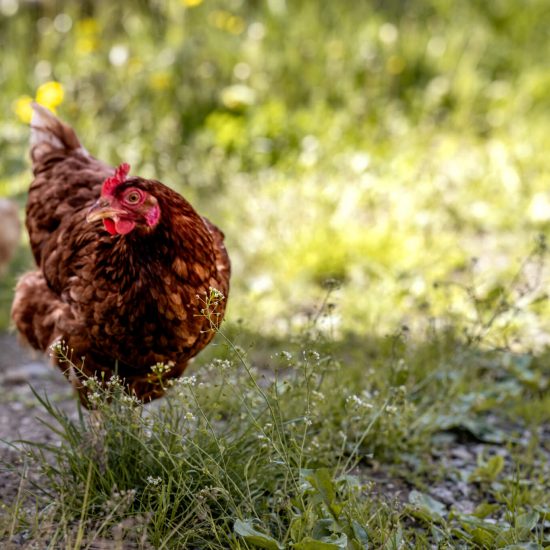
[430,486,455,505]
[1,362,51,385]
[450,447,472,461]
[454,500,475,514]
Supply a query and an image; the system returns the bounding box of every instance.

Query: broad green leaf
[459,516,503,537]
[234,519,283,550]
[352,520,369,549]
[514,511,540,538]
[294,533,348,549]
[290,517,304,542]
[312,518,338,539]
[534,505,550,520]
[304,468,342,518]
[486,455,505,478]
[407,490,446,523]
[381,526,403,550]
[473,502,500,519]
[460,418,506,444]
[470,527,496,547]
[470,454,505,482]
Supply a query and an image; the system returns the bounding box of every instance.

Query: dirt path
[0,333,76,508]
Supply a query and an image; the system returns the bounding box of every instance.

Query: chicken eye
[125,191,141,204]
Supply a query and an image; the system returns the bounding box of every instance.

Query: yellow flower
[75,18,99,36]
[36,81,65,110]
[208,10,244,34]
[149,71,172,90]
[181,0,203,6]
[76,36,98,54]
[13,95,34,123]
[225,15,245,35]
[75,18,99,54]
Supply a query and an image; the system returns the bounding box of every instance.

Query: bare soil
[0,333,76,509]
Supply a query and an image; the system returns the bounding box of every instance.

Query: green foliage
[2,0,550,335]
[2,290,549,547]
[1,1,550,547]
[4,322,388,547]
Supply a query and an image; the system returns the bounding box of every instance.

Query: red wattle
[115,219,136,235]
[103,219,117,235]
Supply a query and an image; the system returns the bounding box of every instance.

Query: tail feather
[30,103,85,168]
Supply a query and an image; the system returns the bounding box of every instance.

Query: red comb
[101,163,131,196]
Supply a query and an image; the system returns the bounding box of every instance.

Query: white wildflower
[346,394,373,410]
[151,361,174,375]
[121,394,140,406]
[88,391,102,403]
[209,287,225,300]
[106,375,122,386]
[179,376,197,387]
[146,476,162,486]
[213,358,232,371]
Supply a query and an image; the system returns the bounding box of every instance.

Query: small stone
[2,362,50,385]
[450,447,473,461]
[454,500,475,514]
[430,486,455,505]
[456,481,470,497]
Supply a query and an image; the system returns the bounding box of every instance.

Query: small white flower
[146,476,162,486]
[179,376,197,387]
[121,394,140,406]
[88,391,102,403]
[151,361,173,375]
[346,394,373,410]
[49,339,66,353]
[185,412,196,421]
[106,375,121,386]
[213,359,232,371]
[209,287,225,300]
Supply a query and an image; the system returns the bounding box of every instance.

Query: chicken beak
[86,200,126,223]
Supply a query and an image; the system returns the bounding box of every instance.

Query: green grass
[1,0,550,547]
[2,286,550,547]
[2,0,550,334]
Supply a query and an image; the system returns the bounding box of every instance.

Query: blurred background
[2,0,550,344]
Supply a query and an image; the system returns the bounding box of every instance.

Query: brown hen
[12,104,230,405]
